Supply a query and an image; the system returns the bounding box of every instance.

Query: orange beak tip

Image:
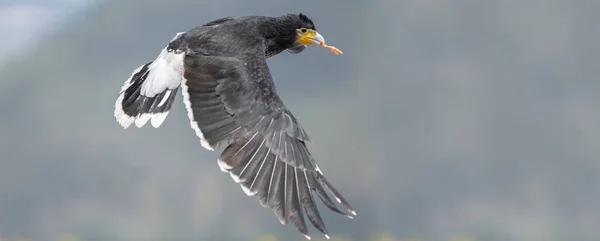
[319,43,343,55]
[330,46,343,55]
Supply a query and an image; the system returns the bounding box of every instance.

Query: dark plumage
[114,13,353,239]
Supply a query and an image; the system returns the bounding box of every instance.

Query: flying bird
[114,13,355,239]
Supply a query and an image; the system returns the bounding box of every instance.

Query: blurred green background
[1,0,599,240]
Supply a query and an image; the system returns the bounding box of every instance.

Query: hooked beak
[310,32,325,45]
[297,29,326,45]
[296,29,343,55]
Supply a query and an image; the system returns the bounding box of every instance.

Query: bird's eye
[300,28,307,33]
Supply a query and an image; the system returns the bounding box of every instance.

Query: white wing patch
[139,36,186,97]
[114,32,186,129]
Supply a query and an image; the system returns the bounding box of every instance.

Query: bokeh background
[1,0,599,240]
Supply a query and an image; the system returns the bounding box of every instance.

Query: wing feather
[114,32,186,128]
[180,37,354,239]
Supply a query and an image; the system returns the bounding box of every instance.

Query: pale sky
[0,0,98,63]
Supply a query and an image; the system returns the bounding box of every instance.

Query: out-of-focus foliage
[0,232,485,241]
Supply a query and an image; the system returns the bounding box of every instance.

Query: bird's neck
[258,18,296,57]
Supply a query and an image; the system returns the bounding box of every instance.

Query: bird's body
[114,13,353,239]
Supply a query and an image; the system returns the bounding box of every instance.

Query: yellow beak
[296,29,326,45]
[295,29,343,55]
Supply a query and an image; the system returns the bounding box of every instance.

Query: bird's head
[263,13,343,57]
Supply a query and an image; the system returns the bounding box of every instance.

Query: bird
[113,13,355,239]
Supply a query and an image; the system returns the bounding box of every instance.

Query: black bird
[114,13,355,239]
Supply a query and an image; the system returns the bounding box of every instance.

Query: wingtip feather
[135,114,152,128]
[151,112,169,128]
[241,184,258,196]
[217,158,231,172]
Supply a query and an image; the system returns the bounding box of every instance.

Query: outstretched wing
[181,53,356,239]
[114,32,187,128]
